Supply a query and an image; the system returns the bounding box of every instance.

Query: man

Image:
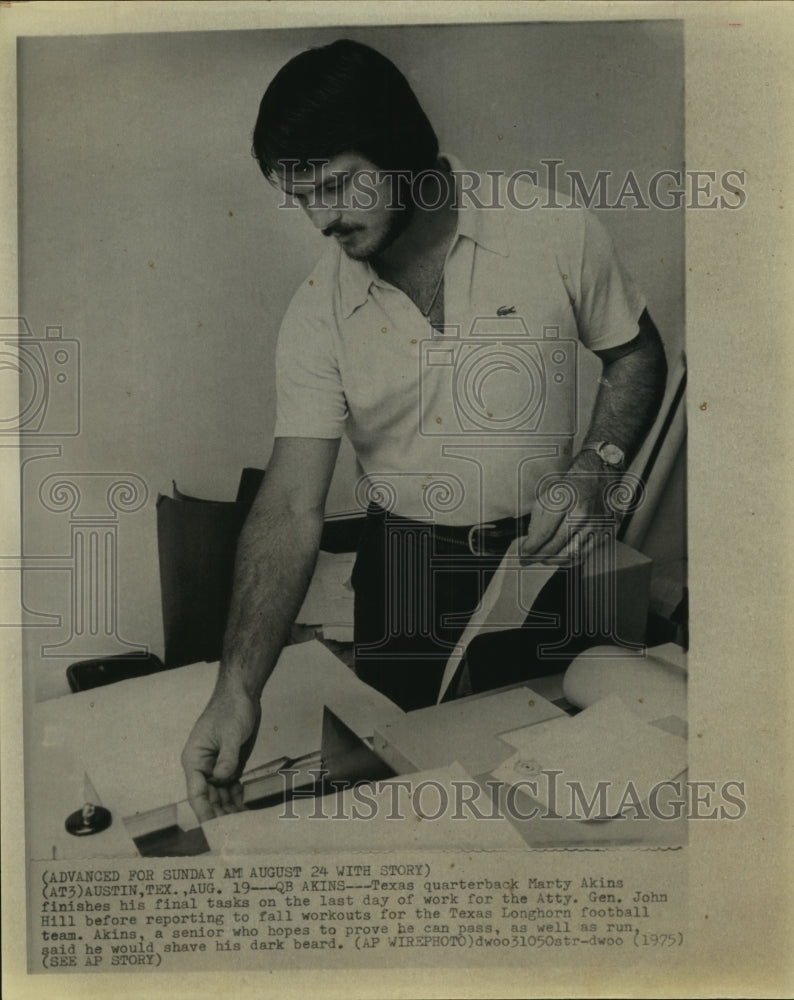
[181,39,667,822]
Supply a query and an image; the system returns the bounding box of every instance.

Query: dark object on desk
[646,590,689,650]
[322,705,397,787]
[134,825,210,857]
[66,652,166,693]
[157,467,366,667]
[65,802,112,837]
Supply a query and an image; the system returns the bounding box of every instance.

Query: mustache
[322,222,361,238]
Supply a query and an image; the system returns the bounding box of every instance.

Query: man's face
[277,153,411,261]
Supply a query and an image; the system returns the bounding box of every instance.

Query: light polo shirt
[274,159,646,525]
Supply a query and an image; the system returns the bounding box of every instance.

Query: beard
[328,201,416,261]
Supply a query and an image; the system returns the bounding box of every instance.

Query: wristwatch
[581,440,627,472]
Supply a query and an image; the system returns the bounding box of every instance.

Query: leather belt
[366,505,531,556]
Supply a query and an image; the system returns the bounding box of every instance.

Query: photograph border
[2,2,792,998]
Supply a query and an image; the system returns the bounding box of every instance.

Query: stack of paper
[492,694,687,820]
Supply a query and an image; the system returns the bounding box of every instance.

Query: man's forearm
[216,497,323,700]
[584,311,668,464]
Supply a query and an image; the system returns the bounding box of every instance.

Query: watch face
[599,443,625,467]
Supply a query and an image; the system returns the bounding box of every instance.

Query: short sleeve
[574,211,647,352]
[273,290,347,439]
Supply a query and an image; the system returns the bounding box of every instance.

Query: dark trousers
[351,507,599,711]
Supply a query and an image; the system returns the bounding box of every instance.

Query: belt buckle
[467,522,497,556]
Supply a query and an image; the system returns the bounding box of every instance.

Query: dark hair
[252,39,439,181]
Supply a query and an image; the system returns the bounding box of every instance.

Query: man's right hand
[181,682,261,824]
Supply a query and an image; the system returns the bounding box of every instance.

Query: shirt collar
[338,154,509,319]
[338,253,378,321]
[444,153,510,260]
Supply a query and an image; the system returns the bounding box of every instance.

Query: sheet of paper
[491,694,687,818]
[203,762,526,853]
[295,550,355,626]
[436,539,557,702]
[375,685,565,775]
[500,714,577,753]
[322,625,355,643]
[32,640,403,822]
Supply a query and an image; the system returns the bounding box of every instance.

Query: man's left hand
[519,451,622,565]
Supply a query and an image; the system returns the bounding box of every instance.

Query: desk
[26,641,403,861]
[27,641,687,859]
